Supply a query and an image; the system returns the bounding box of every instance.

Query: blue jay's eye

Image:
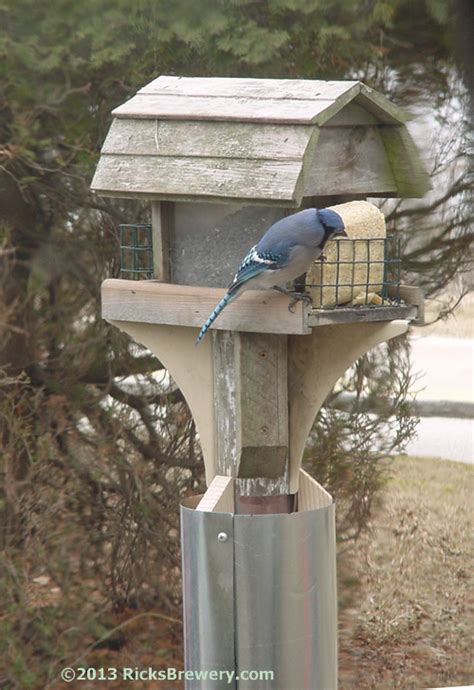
[317,209,345,232]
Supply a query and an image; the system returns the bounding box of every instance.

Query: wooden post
[151,201,172,282]
[213,331,289,507]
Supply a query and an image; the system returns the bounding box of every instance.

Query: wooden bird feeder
[92,75,428,495]
[91,76,430,690]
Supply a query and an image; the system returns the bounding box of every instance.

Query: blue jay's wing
[195,246,286,345]
[228,245,286,294]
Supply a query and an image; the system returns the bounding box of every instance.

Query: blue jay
[196,207,346,344]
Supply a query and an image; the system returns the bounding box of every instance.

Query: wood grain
[133,77,409,125]
[92,153,303,202]
[304,126,397,196]
[151,201,171,282]
[195,475,234,513]
[388,284,425,324]
[357,85,412,123]
[323,102,379,126]
[112,93,336,124]
[101,118,314,161]
[213,331,289,495]
[381,125,432,197]
[137,75,359,101]
[307,305,418,326]
[237,333,288,480]
[101,280,310,335]
[298,469,333,511]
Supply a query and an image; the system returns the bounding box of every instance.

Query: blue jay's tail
[196,291,235,345]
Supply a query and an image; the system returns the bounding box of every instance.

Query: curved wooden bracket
[109,321,217,484]
[287,319,409,492]
[109,317,409,495]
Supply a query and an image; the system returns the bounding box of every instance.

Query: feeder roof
[91,75,431,205]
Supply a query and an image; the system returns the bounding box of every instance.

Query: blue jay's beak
[337,227,348,238]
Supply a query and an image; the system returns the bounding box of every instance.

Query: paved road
[405,336,474,463]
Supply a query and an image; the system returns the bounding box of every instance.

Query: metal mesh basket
[119,224,154,280]
[306,236,401,309]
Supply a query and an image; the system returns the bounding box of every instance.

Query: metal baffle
[181,497,236,689]
[181,477,337,690]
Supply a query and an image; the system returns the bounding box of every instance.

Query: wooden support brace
[151,201,171,281]
[213,331,289,496]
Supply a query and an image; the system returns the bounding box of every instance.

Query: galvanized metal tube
[181,494,337,690]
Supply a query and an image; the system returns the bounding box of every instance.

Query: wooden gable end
[91,76,430,202]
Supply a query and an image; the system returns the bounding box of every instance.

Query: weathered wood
[102,280,421,333]
[213,331,239,481]
[323,102,379,126]
[307,305,418,326]
[112,93,336,124]
[151,201,171,282]
[93,123,427,203]
[388,284,425,324]
[238,333,288,479]
[298,469,332,511]
[357,84,412,123]
[304,126,398,196]
[102,118,314,161]
[101,280,311,335]
[213,331,289,494]
[196,475,234,513]
[91,188,302,207]
[138,75,359,100]
[136,77,410,124]
[93,75,428,204]
[381,125,432,197]
[91,153,303,203]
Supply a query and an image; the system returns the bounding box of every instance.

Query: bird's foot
[287,291,312,313]
[272,285,312,313]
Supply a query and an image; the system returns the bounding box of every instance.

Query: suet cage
[306,236,401,310]
[119,223,153,280]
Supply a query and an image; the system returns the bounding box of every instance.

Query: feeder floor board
[101,279,310,335]
[101,279,422,334]
[307,305,418,326]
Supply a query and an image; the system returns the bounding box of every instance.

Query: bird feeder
[91,76,430,690]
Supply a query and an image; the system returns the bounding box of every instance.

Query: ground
[32,455,471,690]
[338,456,473,690]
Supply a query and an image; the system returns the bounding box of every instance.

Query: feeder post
[213,331,289,503]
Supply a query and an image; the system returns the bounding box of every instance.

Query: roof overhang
[91,76,431,204]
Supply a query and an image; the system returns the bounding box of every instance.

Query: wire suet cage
[306,236,401,310]
[119,224,154,280]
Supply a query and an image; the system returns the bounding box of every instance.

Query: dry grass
[339,455,474,689]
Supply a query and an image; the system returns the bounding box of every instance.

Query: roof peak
[112,75,410,126]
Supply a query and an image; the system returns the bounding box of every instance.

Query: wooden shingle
[91,75,431,203]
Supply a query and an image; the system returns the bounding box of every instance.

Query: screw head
[217,532,228,542]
